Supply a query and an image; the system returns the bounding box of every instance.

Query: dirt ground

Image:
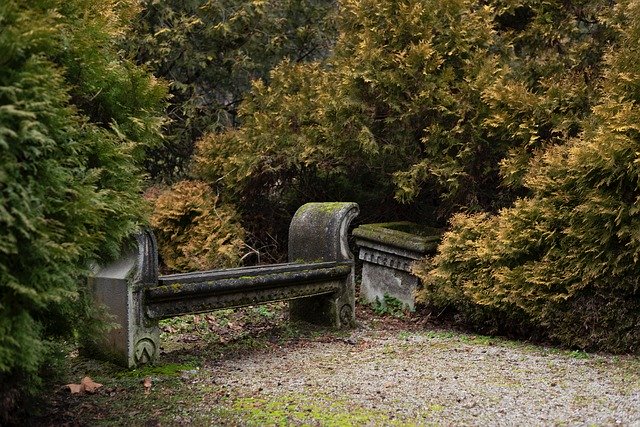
[29,303,640,426]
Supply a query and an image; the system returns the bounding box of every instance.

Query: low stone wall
[353,222,442,310]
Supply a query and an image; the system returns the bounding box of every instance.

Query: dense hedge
[416,0,640,353]
[194,0,614,245]
[193,0,639,351]
[0,0,166,417]
[125,0,339,261]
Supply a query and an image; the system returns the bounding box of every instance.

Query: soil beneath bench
[32,304,640,426]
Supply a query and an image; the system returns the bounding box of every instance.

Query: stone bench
[353,221,442,311]
[88,202,359,367]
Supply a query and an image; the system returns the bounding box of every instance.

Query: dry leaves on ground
[65,377,103,394]
[143,377,153,395]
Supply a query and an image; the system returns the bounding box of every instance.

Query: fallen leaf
[81,376,103,394]
[65,377,102,394]
[67,383,83,394]
[143,376,152,395]
[162,325,176,333]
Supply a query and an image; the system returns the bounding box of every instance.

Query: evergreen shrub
[197,0,503,215]
[0,0,166,417]
[128,0,338,261]
[126,0,337,180]
[195,0,508,250]
[416,0,640,353]
[194,0,615,247]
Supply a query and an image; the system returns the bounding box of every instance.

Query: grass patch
[371,294,411,318]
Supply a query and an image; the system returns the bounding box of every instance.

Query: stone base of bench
[360,259,421,311]
[354,222,441,311]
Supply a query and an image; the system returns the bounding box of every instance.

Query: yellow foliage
[149,181,246,272]
[415,0,640,353]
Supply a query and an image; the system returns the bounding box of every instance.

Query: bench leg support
[288,202,359,328]
[87,231,160,367]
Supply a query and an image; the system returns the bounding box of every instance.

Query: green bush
[416,0,640,353]
[0,0,166,418]
[197,0,501,212]
[149,181,246,272]
[195,0,505,249]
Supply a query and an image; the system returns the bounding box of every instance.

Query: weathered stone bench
[88,202,359,367]
[353,222,442,311]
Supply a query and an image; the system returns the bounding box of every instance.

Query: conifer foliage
[196,0,614,227]
[126,0,336,180]
[416,0,640,353]
[0,0,166,414]
[197,0,504,217]
[195,0,638,351]
[149,181,246,272]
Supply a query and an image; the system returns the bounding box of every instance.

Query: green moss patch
[118,362,200,379]
[230,392,411,426]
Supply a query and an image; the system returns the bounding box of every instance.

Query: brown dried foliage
[149,181,246,272]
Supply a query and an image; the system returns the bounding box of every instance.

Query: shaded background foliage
[125,0,341,263]
[125,0,337,182]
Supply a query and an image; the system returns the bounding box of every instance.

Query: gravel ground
[210,321,640,426]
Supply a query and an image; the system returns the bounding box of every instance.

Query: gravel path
[209,322,640,426]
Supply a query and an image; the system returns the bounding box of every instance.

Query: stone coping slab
[353,221,442,255]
